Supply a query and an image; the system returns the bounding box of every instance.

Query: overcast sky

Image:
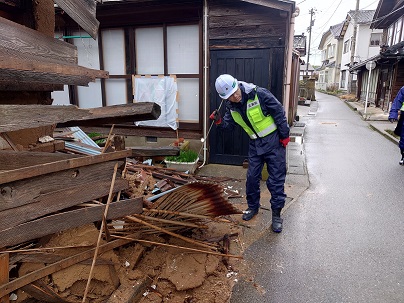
[294,0,380,66]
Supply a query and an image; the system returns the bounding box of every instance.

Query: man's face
[228,87,242,103]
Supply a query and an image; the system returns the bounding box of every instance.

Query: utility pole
[348,0,360,94]
[305,8,315,75]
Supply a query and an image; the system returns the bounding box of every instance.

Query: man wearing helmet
[210,74,290,233]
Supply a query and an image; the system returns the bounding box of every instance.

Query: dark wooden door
[209,48,282,165]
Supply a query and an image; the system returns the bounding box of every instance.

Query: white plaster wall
[356,25,383,61]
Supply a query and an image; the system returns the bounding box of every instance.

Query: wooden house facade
[55,0,299,166]
[350,0,404,111]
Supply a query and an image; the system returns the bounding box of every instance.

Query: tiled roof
[330,22,344,37]
[348,10,376,24]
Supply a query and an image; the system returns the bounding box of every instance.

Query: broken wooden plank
[0,150,80,170]
[54,0,99,39]
[0,253,9,303]
[0,197,143,248]
[0,236,135,298]
[0,102,160,133]
[26,140,65,153]
[0,178,128,230]
[0,160,126,211]
[21,280,74,303]
[130,146,180,157]
[0,80,63,91]
[0,16,77,65]
[0,149,131,184]
[0,52,108,87]
[4,125,55,149]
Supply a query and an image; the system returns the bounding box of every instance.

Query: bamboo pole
[142,208,232,223]
[82,163,118,303]
[1,245,94,254]
[125,216,216,250]
[132,214,208,229]
[101,124,115,154]
[110,235,243,259]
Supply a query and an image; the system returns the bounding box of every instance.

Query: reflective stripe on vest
[230,93,277,139]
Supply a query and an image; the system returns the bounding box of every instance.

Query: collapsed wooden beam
[0,102,161,133]
[130,146,180,157]
[0,16,108,89]
[0,197,143,248]
[54,0,99,40]
[0,178,128,230]
[0,150,132,184]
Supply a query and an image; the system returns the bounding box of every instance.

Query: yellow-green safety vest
[401,103,404,111]
[230,93,277,139]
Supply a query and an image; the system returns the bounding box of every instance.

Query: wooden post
[0,253,9,303]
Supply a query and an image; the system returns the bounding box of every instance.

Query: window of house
[324,70,329,83]
[327,44,335,58]
[321,50,326,61]
[136,27,165,74]
[370,33,382,46]
[393,17,403,45]
[52,24,201,130]
[135,24,200,124]
[387,25,394,46]
[102,29,127,106]
[343,39,350,53]
[319,72,324,83]
[340,70,346,88]
[74,32,102,108]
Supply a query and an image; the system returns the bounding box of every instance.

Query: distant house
[339,10,383,93]
[349,0,404,111]
[299,63,315,80]
[316,23,344,91]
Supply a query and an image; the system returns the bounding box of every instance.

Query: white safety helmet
[215,74,238,99]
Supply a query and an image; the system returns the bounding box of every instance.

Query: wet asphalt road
[230,92,404,303]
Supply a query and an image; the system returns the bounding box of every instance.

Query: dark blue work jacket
[217,82,290,156]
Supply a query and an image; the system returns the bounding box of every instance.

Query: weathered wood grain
[0,52,108,86]
[0,16,77,65]
[0,253,8,303]
[54,0,99,39]
[0,150,80,170]
[209,24,286,40]
[0,160,125,211]
[0,102,160,133]
[0,178,129,230]
[0,150,131,184]
[130,146,180,157]
[0,197,143,248]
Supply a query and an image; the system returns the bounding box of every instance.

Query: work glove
[209,110,222,125]
[280,137,290,148]
[389,118,398,123]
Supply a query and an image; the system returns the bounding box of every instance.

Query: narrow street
[231,91,404,302]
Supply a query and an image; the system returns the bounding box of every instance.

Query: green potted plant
[164,149,199,173]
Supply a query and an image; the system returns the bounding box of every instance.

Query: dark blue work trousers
[245,143,287,211]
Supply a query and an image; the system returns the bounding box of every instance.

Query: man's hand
[389,118,398,123]
[280,137,290,148]
[209,110,222,125]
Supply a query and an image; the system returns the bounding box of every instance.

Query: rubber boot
[271,208,283,233]
[400,149,404,166]
[242,207,259,221]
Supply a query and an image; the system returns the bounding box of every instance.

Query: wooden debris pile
[0,103,244,303]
